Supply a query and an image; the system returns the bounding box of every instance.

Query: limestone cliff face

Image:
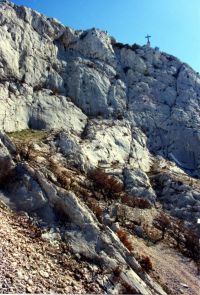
[1,1,200,177]
[1,2,200,293]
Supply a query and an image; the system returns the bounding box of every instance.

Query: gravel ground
[0,203,104,294]
[132,236,200,295]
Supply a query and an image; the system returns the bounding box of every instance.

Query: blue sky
[12,0,200,72]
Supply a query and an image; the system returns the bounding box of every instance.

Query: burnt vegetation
[90,168,123,197]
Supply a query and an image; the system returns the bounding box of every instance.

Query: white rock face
[1,1,200,176]
[1,1,200,200]
[0,3,200,293]
[0,86,87,134]
[81,119,132,167]
[124,168,156,202]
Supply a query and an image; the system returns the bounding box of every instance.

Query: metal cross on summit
[145,34,151,47]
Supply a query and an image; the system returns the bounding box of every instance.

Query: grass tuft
[6,129,49,144]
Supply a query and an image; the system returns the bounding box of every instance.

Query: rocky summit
[0,1,200,294]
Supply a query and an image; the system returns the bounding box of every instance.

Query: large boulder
[7,164,47,212]
[124,168,156,203]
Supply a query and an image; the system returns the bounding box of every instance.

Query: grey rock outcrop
[1,0,200,215]
[0,1,200,292]
[1,1,200,177]
[0,132,15,180]
[21,161,166,295]
[152,168,200,225]
[9,164,47,212]
[124,168,156,202]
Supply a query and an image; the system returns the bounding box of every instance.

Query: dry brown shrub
[121,194,152,209]
[116,229,134,252]
[48,160,72,189]
[91,168,123,194]
[89,201,103,221]
[139,255,153,272]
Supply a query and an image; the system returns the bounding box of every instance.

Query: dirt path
[133,237,200,295]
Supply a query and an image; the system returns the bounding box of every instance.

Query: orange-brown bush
[88,200,103,221]
[91,168,123,195]
[139,255,153,272]
[116,229,134,252]
[121,194,152,209]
